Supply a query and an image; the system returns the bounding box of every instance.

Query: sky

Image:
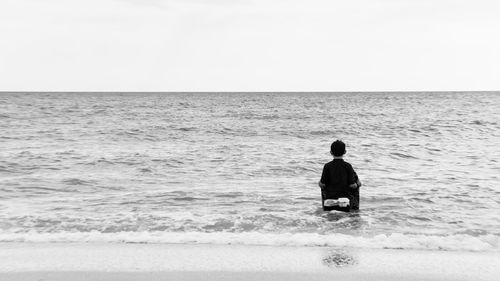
[0,0,499,92]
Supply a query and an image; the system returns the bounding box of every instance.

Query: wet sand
[0,243,498,281]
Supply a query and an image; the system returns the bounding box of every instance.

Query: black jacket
[320,159,360,210]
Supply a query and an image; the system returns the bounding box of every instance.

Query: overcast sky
[1,0,499,92]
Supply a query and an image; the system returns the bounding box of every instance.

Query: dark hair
[330,140,346,156]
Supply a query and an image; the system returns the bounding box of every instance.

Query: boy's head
[330,140,346,157]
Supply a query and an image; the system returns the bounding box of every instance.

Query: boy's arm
[355,172,362,188]
[319,165,327,189]
[348,168,361,189]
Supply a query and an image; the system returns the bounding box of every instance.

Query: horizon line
[1,91,499,94]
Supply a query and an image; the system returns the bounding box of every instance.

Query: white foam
[0,231,497,252]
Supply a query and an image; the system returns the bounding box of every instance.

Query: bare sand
[0,243,498,281]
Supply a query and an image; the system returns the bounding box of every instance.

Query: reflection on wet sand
[322,249,358,268]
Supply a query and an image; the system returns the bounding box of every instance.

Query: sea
[0,92,499,251]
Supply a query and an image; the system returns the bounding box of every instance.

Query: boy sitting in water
[318,140,361,212]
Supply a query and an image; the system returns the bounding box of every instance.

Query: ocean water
[0,92,499,251]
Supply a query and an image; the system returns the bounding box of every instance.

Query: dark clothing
[320,159,360,211]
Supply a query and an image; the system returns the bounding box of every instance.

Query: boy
[318,140,361,212]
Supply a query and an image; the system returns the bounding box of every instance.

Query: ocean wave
[61,178,94,186]
[1,92,500,254]
[0,231,497,252]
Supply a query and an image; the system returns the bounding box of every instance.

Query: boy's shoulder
[324,159,352,167]
[323,160,335,167]
[343,160,355,170]
[328,159,355,170]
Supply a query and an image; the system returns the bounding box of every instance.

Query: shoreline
[0,243,498,281]
[0,271,479,281]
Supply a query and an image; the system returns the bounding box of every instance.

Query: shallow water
[0,92,499,250]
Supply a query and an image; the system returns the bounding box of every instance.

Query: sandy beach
[0,243,498,281]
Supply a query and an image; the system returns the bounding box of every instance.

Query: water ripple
[0,92,499,244]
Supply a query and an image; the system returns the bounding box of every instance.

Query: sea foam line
[0,231,497,252]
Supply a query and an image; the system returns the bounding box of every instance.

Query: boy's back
[320,159,359,210]
[319,140,361,211]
